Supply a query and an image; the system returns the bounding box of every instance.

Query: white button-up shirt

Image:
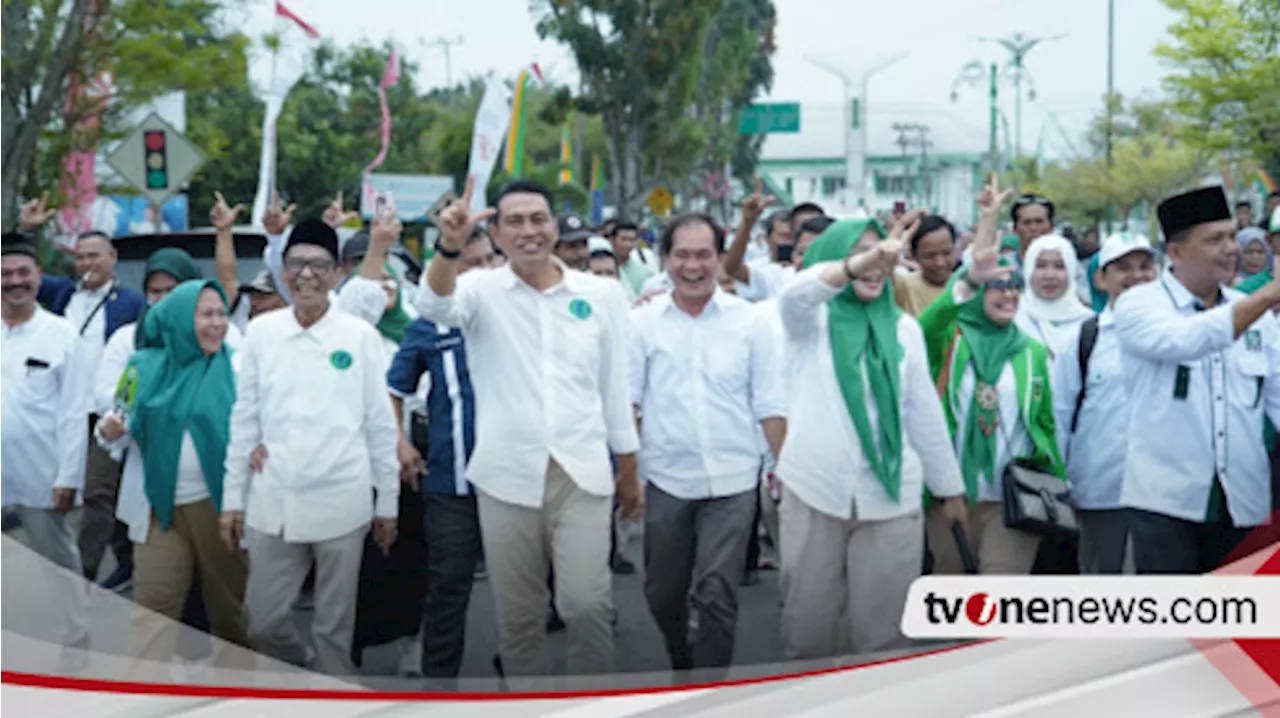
[629,290,786,499]
[775,266,966,520]
[414,261,640,509]
[741,259,794,302]
[2,308,90,509]
[222,305,400,542]
[1114,268,1280,526]
[1051,307,1128,510]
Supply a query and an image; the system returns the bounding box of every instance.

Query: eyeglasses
[284,258,336,273]
[985,276,1025,292]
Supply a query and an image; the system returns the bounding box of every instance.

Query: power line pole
[1105,0,1116,234]
[427,35,464,87]
[915,125,933,210]
[892,122,920,205]
[976,32,1065,164]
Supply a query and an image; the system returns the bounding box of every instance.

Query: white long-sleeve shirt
[414,260,640,509]
[222,305,400,542]
[774,266,966,521]
[629,290,786,499]
[1114,268,1280,526]
[99,332,244,544]
[1051,307,1129,510]
[2,308,90,509]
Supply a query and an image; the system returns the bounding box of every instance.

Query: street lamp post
[977,32,1066,164]
[804,52,906,210]
[951,60,1000,174]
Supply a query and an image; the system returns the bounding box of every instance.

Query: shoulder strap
[1069,315,1100,434]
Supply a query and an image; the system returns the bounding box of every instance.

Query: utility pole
[427,35,464,87]
[804,52,907,210]
[976,32,1066,163]
[1104,0,1116,235]
[892,122,920,205]
[915,125,933,210]
[951,61,1000,176]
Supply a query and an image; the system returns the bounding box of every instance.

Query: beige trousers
[925,501,1041,575]
[476,459,613,689]
[129,499,250,678]
[778,487,922,659]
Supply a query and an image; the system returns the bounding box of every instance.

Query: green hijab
[351,262,411,344]
[125,280,236,529]
[803,218,905,501]
[136,248,204,350]
[954,260,1029,497]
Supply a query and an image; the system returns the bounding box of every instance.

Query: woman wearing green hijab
[773,216,968,660]
[917,232,1065,576]
[96,280,250,671]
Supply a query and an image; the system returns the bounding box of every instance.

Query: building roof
[760,102,990,162]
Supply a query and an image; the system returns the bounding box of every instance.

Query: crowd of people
[2,173,1278,688]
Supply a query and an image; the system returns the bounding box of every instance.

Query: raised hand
[740,176,776,223]
[438,175,496,252]
[20,191,57,232]
[322,191,360,228]
[976,173,1014,219]
[262,190,297,236]
[370,210,403,249]
[889,208,925,242]
[210,191,246,232]
[848,238,906,278]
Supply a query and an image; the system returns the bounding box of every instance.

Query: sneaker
[100,564,133,593]
[396,636,424,678]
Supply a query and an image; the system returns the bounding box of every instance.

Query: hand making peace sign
[438,175,496,252]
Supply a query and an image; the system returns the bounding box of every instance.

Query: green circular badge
[330,350,353,370]
[569,298,593,320]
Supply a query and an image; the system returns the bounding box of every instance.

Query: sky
[244,0,1181,160]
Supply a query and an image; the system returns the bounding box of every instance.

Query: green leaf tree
[1156,0,1280,171]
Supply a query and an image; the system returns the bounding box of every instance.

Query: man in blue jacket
[23,206,145,590]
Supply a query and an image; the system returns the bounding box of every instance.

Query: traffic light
[144,131,168,189]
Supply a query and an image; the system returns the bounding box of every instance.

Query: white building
[757,102,990,226]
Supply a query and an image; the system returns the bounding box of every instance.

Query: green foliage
[533,0,775,219]
[1156,0,1280,170]
[1,0,250,226]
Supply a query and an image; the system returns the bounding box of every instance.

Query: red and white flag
[250,0,321,228]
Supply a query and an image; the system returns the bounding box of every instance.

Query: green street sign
[738,103,801,135]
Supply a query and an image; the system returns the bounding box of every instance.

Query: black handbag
[1001,459,1078,537]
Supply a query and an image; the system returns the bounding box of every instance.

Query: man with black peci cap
[220,218,401,674]
[1,234,92,669]
[554,211,593,272]
[1114,185,1280,574]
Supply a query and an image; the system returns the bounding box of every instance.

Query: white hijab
[1019,234,1094,323]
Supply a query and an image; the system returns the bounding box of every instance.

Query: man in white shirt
[611,220,659,297]
[1051,234,1158,574]
[417,177,642,689]
[630,214,786,673]
[23,195,147,591]
[220,218,400,675]
[1114,186,1280,574]
[1,236,92,663]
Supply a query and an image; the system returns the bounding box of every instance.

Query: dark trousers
[1078,509,1131,574]
[79,416,133,580]
[1129,507,1251,574]
[643,483,755,672]
[743,485,762,576]
[421,493,482,679]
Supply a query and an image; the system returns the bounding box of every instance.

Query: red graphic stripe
[1,642,986,702]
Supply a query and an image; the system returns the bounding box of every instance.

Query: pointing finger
[470,207,497,225]
[39,190,50,208]
[335,190,344,207]
[754,176,762,196]
[232,203,247,214]
[214,191,227,207]
[461,175,475,205]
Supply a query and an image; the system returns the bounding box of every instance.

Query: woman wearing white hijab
[1015,234,1094,359]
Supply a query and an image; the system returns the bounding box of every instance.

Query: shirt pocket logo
[329,350,354,370]
[569,298,593,320]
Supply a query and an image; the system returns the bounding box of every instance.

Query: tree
[533,0,775,220]
[0,0,249,228]
[1156,0,1280,171]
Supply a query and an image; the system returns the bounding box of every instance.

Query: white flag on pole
[248,1,320,228]
[467,73,514,213]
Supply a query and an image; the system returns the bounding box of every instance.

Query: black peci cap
[1157,186,1232,239]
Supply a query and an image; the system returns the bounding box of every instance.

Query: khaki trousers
[778,487,922,659]
[129,499,249,677]
[476,459,613,689]
[925,502,1041,575]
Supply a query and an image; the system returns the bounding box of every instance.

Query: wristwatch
[435,244,462,260]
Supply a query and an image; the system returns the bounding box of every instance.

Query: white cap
[587,236,615,257]
[1098,233,1157,269]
